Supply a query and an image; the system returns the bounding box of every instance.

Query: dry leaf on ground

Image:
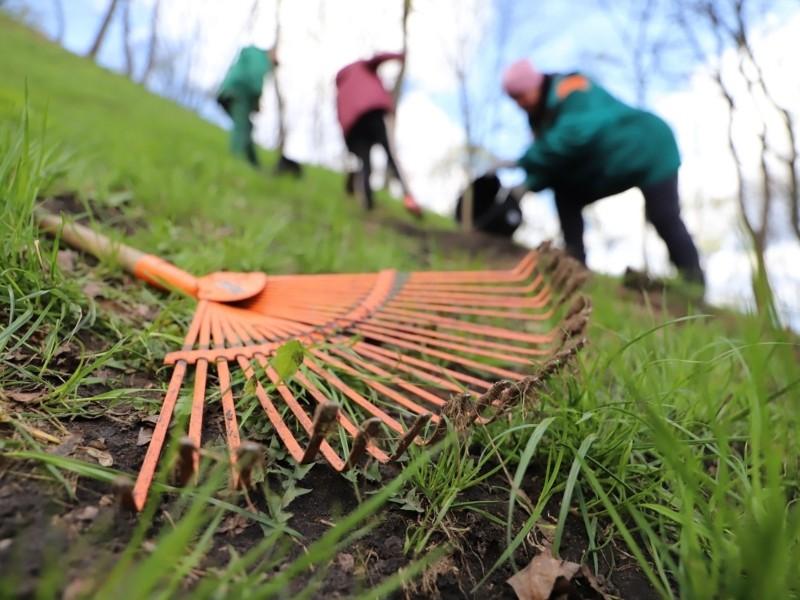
[84,447,113,467]
[73,506,99,522]
[136,427,153,446]
[508,546,581,600]
[217,514,250,536]
[52,434,83,457]
[0,390,47,404]
[507,550,611,600]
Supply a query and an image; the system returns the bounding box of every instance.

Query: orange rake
[38,211,591,511]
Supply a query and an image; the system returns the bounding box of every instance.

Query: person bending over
[498,58,704,285]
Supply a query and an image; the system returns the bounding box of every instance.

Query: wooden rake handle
[36,209,200,297]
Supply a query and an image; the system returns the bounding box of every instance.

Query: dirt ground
[1,197,657,599]
[1,409,657,599]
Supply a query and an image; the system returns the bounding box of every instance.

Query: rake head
[123,242,590,511]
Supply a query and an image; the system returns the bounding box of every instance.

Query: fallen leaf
[136,427,153,446]
[579,565,610,598]
[507,546,580,600]
[74,506,99,522]
[1,389,47,404]
[217,514,250,535]
[141,415,159,425]
[52,434,83,457]
[84,447,113,467]
[87,438,107,450]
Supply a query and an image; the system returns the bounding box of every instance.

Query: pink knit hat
[502,59,544,97]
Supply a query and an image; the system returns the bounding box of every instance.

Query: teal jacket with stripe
[217,46,273,102]
[517,73,680,199]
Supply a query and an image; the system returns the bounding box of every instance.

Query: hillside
[1,15,798,600]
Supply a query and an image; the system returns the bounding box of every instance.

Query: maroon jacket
[335,52,404,136]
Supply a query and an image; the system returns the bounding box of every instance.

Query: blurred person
[335,52,422,217]
[217,45,278,166]
[497,58,704,285]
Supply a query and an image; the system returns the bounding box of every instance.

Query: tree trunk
[86,0,120,60]
[121,0,134,78]
[391,0,412,107]
[456,63,475,232]
[383,0,412,191]
[140,0,160,85]
[274,0,287,155]
[52,0,65,43]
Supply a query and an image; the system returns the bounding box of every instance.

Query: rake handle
[36,210,199,297]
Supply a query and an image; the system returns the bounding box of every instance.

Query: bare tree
[674,0,796,318]
[86,0,120,60]
[390,0,412,109]
[593,0,661,272]
[121,0,134,78]
[140,0,161,86]
[447,0,534,231]
[273,0,288,156]
[380,0,412,191]
[52,0,65,43]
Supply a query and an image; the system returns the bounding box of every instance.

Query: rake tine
[556,271,590,306]
[352,328,522,380]
[256,356,347,470]
[236,440,264,489]
[113,475,136,512]
[385,300,553,322]
[304,358,406,435]
[563,294,591,321]
[345,418,381,469]
[177,436,199,487]
[424,392,478,445]
[379,307,555,345]
[237,355,308,463]
[353,341,465,393]
[355,322,535,366]
[294,371,392,464]
[366,318,552,357]
[210,310,242,490]
[316,347,445,415]
[300,403,339,464]
[390,414,431,460]
[130,360,189,511]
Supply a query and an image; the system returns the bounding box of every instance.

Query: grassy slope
[1,15,799,599]
[0,15,458,277]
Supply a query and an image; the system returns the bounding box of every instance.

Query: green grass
[1,13,799,599]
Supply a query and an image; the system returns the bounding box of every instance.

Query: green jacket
[217,46,273,101]
[517,73,680,199]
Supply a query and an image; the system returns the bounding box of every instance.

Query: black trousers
[344,109,401,210]
[555,175,704,284]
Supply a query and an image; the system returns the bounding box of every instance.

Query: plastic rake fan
[38,211,591,511]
